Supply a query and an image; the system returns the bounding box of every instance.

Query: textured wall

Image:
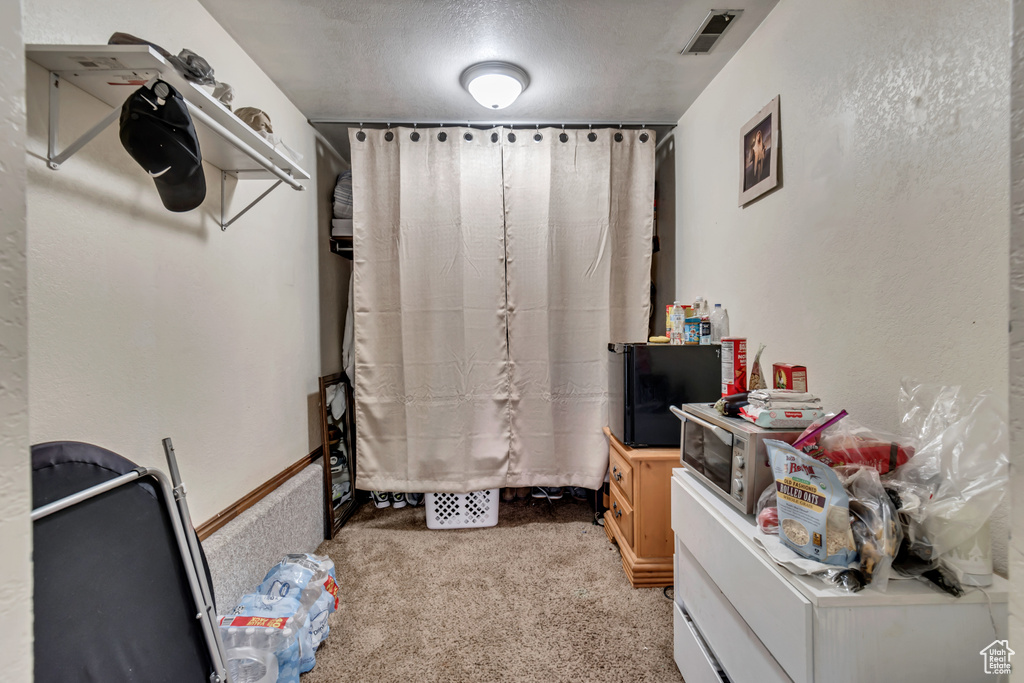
[1011,0,1023,674]
[202,464,324,612]
[676,0,1010,572]
[0,0,33,680]
[22,0,347,524]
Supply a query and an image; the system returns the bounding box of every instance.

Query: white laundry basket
[425,489,499,529]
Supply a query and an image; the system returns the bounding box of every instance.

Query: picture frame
[739,95,780,206]
[319,372,359,538]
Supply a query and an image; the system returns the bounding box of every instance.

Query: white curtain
[351,127,510,493]
[351,127,654,493]
[503,129,654,489]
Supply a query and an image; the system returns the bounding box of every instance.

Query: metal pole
[309,117,679,129]
[185,102,304,191]
[31,470,143,521]
[48,72,60,169]
[162,438,232,683]
[144,466,230,683]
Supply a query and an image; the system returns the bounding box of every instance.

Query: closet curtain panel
[350,128,510,493]
[503,128,655,489]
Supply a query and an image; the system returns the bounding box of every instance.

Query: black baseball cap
[119,80,206,212]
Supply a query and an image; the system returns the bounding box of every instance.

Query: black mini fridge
[608,342,722,447]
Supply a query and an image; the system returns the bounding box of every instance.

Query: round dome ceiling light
[460,61,530,110]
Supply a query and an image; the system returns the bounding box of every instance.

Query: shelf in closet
[26,44,310,228]
[330,236,353,259]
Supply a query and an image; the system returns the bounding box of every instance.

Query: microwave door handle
[673,409,733,446]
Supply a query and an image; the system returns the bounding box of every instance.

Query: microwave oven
[670,402,804,514]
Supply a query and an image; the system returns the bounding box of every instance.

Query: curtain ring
[356,122,366,142]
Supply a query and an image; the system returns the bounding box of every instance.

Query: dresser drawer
[675,537,792,682]
[608,444,634,506]
[673,601,725,683]
[608,484,634,549]
[672,473,811,683]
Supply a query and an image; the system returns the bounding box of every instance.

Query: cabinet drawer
[673,601,725,683]
[672,474,811,683]
[608,485,634,549]
[676,537,792,683]
[608,445,633,505]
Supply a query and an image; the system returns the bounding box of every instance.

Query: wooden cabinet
[602,426,677,587]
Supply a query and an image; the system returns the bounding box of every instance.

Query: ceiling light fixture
[460,61,529,110]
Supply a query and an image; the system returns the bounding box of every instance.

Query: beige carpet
[304,497,682,683]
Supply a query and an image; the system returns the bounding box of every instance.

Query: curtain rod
[309,118,677,130]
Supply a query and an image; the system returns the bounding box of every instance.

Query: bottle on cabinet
[699,303,712,346]
[710,304,729,344]
[669,301,685,345]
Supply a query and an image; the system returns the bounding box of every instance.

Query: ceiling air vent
[681,9,743,55]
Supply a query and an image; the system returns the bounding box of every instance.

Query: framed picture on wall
[739,95,780,206]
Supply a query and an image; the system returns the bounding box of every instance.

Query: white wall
[1010,0,1023,673]
[676,0,1011,577]
[1,1,33,679]
[22,0,347,523]
[676,0,1009,431]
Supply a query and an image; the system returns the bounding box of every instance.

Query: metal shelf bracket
[46,72,123,170]
[220,171,284,231]
[40,59,305,231]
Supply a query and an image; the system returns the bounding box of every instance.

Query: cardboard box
[773,363,807,391]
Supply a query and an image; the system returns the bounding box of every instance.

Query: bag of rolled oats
[766,440,857,567]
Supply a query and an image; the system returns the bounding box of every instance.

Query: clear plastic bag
[793,410,915,475]
[888,380,1009,588]
[755,483,778,534]
[840,466,902,592]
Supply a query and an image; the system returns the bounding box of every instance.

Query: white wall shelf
[26,44,309,229]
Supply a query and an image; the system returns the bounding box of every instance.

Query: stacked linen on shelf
[740,389,824,428]
[332,171,354,238]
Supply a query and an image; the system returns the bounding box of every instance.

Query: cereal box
[773,363,807,392]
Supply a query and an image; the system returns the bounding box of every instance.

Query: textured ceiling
[199,0,779,154]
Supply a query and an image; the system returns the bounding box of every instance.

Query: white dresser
[670,468,1009,683]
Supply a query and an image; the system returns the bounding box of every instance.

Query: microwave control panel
[731,437,747,499]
